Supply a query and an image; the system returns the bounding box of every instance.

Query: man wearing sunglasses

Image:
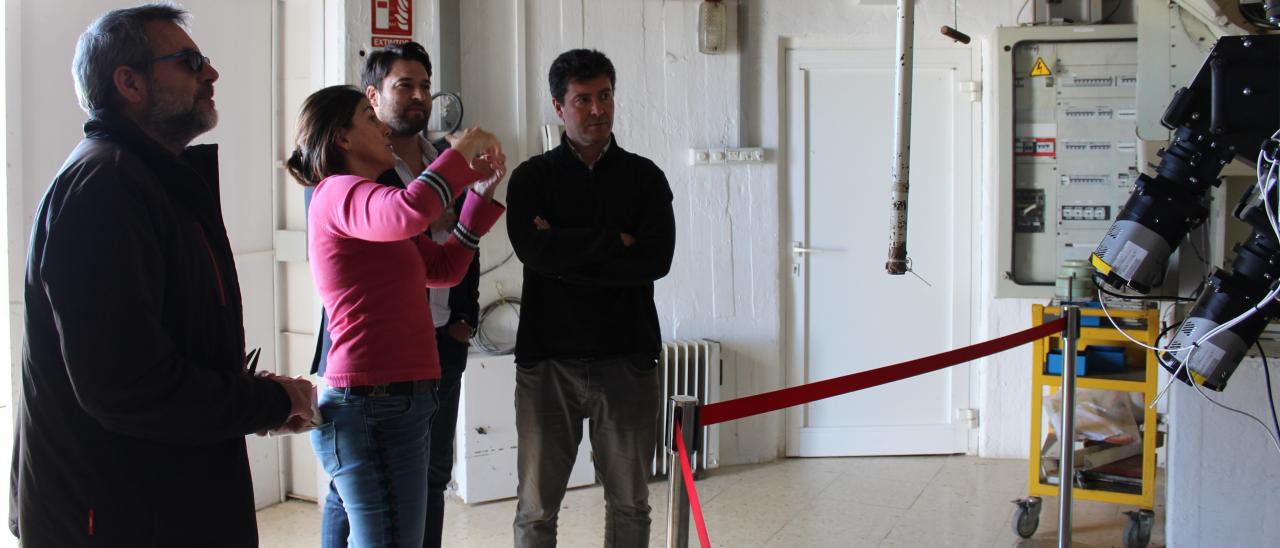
[10,5,315,547]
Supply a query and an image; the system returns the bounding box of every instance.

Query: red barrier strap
[674,422,712,548]
[698,318,1066,426]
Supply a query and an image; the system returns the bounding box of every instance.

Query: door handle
[791,242,840,255]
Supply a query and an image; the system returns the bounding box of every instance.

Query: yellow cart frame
[1028,304,1159,508]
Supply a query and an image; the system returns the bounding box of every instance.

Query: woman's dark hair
[548,49,615,104]
[286,85,365,186]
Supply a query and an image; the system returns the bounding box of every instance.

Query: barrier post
[666,395,698,548]
[1058,305,1080,548]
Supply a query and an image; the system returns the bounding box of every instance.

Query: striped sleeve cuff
[452,222,482,250]
[415,170,453,211]
[451,190,507,250]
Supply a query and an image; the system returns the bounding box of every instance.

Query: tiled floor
[257,455,1165,548]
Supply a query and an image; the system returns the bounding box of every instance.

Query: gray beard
[144,88,217,147]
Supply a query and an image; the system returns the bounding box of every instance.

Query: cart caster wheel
[1122,509,1154,548]
[1011,496,1042,539]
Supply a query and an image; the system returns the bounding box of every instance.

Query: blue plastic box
[1085,345,1126,373]
[1046,346,1126,376]
[1046,350,1086,376]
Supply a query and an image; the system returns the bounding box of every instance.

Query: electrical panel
[995,25,1139,298]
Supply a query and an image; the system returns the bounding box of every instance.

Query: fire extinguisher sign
[372,0,412,47]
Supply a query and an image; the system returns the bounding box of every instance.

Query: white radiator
[653,339,721,477]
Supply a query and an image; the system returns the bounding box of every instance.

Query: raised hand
[446,128,502,162]
[472,149,508,201]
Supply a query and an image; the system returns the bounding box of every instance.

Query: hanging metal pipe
[1058,305,1081,547]
[665,395,698,548]
[886,0,915,275]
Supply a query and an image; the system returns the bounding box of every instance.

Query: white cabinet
[453,353,595,503]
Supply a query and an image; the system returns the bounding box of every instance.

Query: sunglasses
[149,49,211,73]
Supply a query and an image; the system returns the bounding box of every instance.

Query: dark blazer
[11,112,291,547]
[307,142,480,375]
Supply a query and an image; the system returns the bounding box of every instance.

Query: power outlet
[726,147,764,163]
[688,148,711,165]
[688,147,766,165]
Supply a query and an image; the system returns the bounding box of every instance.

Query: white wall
[447,0,1041,465]
[1166,356,1280,546]
[6,0,23,414]
[2,0,16,541]
[279,0,329,503]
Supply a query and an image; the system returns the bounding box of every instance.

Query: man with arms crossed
[507,49,676,548]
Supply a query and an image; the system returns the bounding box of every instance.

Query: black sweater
[506,135,675,365]
[11,112,291,547]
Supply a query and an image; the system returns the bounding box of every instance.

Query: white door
[785,48,976,457]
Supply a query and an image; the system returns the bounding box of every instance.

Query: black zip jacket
[10,112,292,547]
[506,134,675,365]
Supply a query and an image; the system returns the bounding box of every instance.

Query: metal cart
[1011,304,1159,548]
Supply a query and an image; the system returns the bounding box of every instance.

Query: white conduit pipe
[885,0,915,275]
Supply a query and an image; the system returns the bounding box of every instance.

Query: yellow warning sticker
[1030,57,1052,77]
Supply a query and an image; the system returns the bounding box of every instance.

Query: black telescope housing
[1161,183,1280,390]
[1104,35,1280,390]
[1094,35,1280,293]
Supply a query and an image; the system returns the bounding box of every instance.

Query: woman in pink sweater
[285,85,506,547]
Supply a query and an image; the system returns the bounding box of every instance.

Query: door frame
[781,43,980,457]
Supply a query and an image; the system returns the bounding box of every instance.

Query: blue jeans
[322,334,467,548]
[312,386,438,548]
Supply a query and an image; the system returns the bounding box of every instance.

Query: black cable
[1155,321,1180,349]
[1093,274,1197,303]
[1258,341,1280,442]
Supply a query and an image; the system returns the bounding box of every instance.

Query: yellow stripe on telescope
[1090,254,1113,276]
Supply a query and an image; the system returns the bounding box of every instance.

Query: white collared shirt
[393,135,452,329]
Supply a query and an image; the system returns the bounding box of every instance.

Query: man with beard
[507,49,675,548]
[311,41,483,548]
[9,5,316,547]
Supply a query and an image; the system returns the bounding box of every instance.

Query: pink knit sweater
[308,149,505,387]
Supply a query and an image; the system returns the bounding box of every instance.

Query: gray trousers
[513,355,661,548]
